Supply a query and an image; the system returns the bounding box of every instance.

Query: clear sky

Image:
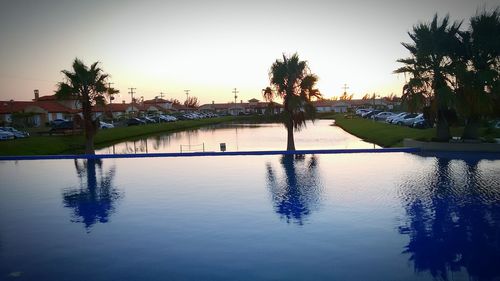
[0,0,497,104]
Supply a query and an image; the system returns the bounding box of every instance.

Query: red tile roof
[0,101,33,114]
[0,100,76,114]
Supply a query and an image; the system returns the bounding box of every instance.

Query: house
[313,100,350,113]
[199,99,282,116]
[143,98,173,113]
[1,90,80,127]
[92,102,141,119]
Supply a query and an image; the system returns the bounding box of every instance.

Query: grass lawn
[318,113,500,147]
[0,116,239,156]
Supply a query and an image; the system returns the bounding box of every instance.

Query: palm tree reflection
[398,156,500,281]
[63,159,123,231]
[266,154,323,225]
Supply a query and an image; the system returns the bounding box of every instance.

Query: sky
[0,0,498,104]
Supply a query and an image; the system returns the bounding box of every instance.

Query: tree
[395,14,462,141]
[56,59,110,154]
[264,53,322,150]
[168,98,181,105]
[339,92,353,100]
[362,93,371,100]
[184,96,199,108]
[454,9,500,140]
[63,159,122,231]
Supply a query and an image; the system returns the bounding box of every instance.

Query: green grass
[0,116,238,156]
[319,113,500,147]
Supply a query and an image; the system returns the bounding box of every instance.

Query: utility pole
[341,84,349,95]
[128,87,136,103]
[159,92,165,99]
[184,89,190,101]
[107,82,115,122]
[232,88,239,104]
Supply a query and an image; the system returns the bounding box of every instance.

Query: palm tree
[395,14,462,141]
[56,59,110,154]
[454,10,500,140]
[264,53,321,150]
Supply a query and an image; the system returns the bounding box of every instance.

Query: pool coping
[0,147,420,161]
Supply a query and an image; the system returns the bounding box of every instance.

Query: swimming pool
[1,152,499,280]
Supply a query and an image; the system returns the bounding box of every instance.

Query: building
[1,91,80,127]
[313,100,350,113]
[199,99,282,116]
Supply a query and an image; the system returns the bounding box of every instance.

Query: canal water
[96,120,379,154]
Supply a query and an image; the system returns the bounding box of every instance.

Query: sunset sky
[0,0,497,104]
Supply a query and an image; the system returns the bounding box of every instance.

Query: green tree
[264,53,321,150]
[184,96,199,108]
[395,15,462,141]
[56,59,110,154]
[454,9,500,140]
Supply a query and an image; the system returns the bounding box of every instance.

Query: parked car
[401,113,423,126]
[386,112,407,123]
[362,110,382,119]
[126,118,146,126]
[140,116,156,123]
[0,127,29,138]
[412,119,433,129]
[356,109,370,116]
[390,113,412,124]
[372,112,395,121]
[50,119,68,126]
[99,121,114,129]
[51,121,74,130]
[0,130,15,140]
[394,113,419,125]
[159,114,177,122]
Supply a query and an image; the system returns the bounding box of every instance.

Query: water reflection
[96,120,377,154]
[398,155,500,281]
[62,159,123,231]
[266,155,323,225]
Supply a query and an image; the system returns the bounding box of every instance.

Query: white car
[372,112,395,121]
[0,130,15,140]
[393,113,419,125]
[0,127,29,138]
[391,113,413,124]
[99,121,114,129]
[159,115,177,122]
[386,112,406,123]
[356,109,370,116]
[401,113,424,126]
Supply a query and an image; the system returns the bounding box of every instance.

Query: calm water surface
[1,152,500,281]
[96,120,378,154]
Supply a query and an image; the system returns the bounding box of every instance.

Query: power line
[232,88,239,104]
[128,87,136,103]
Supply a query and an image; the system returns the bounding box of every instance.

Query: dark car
[413,119,432,129]
[51,121,74,130]
[50,119,69,127]
[363,110,382,119]
[126,118,146,126]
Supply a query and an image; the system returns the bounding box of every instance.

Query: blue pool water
[1,152,500,281]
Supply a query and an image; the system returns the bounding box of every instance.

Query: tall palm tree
[56,59,110,154]
[395,15,462,141]
[265,53,321,150]
[395,58,432,113]
[454,10,500,140]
